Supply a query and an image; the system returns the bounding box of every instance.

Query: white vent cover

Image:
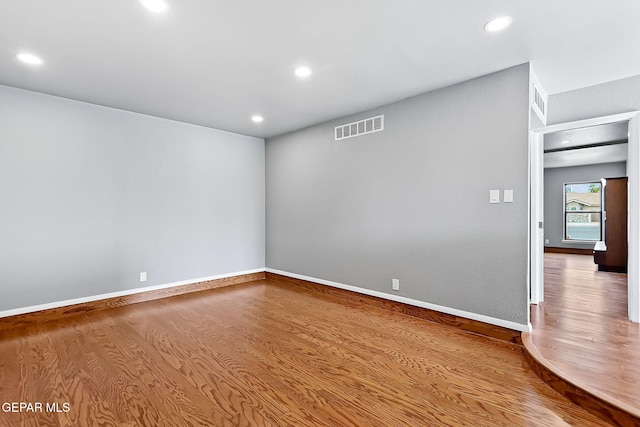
[533,85,546,116]
[335,115,384,141]
[529,66,548,125]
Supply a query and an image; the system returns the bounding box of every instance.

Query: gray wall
[266,64,530,326]
[548,74,640,125]
[544,162,627,249]
[0,85,265,311]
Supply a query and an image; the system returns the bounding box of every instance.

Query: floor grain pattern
[0,277,609,426]
[529,253,640,426]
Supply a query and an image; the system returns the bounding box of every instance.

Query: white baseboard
[2,267,531,334]
[0,268,266,319]
[267,268,531,333]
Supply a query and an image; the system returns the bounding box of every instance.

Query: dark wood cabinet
[594,177,628,272]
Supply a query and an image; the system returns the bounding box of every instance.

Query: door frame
[529,111,640,322]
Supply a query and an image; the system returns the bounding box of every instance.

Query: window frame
[563,181,602,242]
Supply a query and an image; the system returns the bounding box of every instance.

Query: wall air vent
[335,115,384,141]
[534,85,546,116]
[529,67,548,125]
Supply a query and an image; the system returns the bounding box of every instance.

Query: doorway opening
[529,112,640,323]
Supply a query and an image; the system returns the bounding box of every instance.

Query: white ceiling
[544,122,629,169]
[1,0,640,139]
[544,144,628,169]
[544,122,629,151]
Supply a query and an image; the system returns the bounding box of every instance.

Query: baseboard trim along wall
[0,266,529,341]
[544,246,593,255]
[265,269,529,343]
[0,269,266,331]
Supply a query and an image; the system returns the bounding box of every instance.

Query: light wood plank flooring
[0,277,608,426]
[530,253,640,421]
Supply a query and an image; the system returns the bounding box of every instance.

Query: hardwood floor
[528,253,640,425]
[0,277,608,426]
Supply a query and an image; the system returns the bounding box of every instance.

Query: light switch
[504,189,514,203]
[490,190,500,204]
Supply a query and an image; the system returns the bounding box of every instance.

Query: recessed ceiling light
[251,115,264,123]
[139,0,168,13]
[16,52,43,65]
[484,16,513,32]
[560,140,571,144]
[294,66,312,78]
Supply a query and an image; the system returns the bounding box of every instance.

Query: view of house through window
[564,182,602,241]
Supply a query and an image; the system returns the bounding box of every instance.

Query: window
[564,182,602,241]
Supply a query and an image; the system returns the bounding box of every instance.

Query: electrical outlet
[392,278,400,291]
[545,239,549,244]
[140,272,147,282]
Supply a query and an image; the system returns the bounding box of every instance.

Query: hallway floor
[530,253,640,420]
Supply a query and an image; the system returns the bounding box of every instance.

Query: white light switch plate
[504,189,514,203]
[490,190,500,204]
